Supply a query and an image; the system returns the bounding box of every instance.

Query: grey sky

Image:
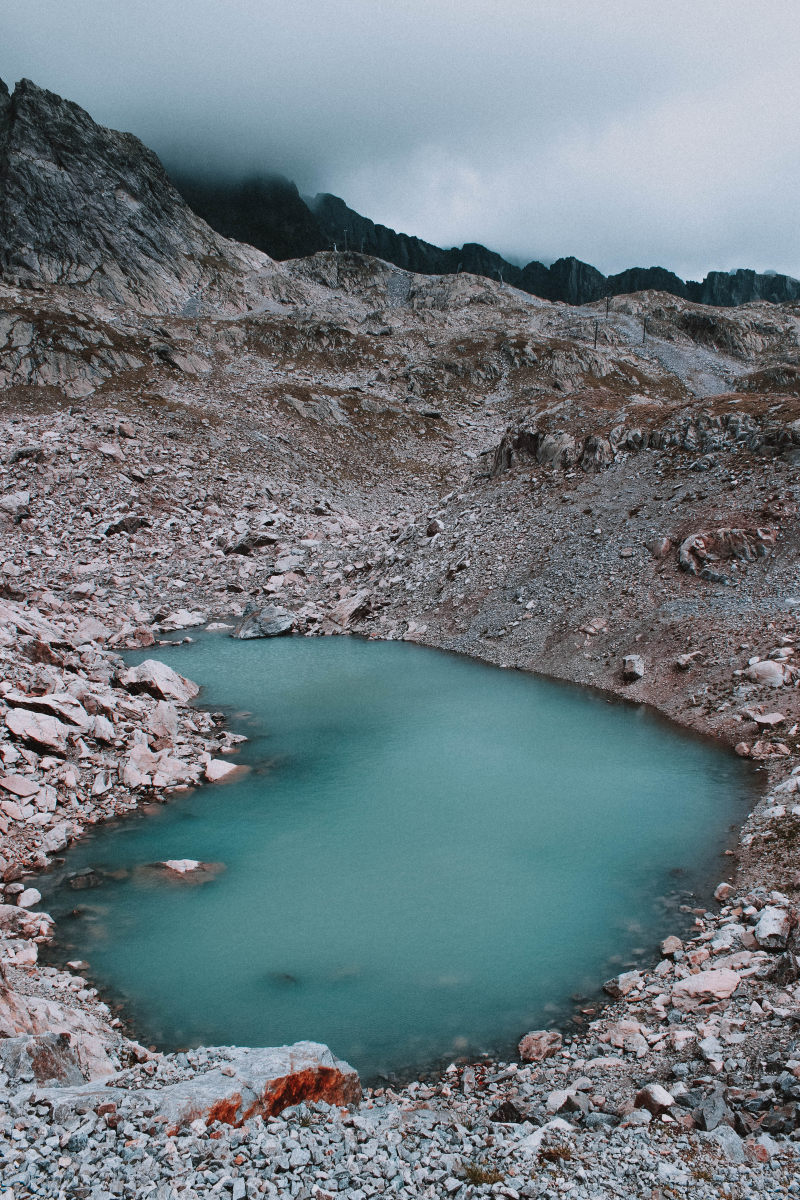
[4,0,800,279]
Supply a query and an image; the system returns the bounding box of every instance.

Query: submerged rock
[232,604,296,639]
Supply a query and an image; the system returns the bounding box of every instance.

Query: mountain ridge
[169,170,800,308]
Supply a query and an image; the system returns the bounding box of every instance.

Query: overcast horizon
[4,0,800,281]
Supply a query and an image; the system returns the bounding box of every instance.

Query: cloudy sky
[5,1,800,280]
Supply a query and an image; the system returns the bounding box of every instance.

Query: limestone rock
[118,659,200,703]
[622,653,645,681]
[672,968,740,1002]
[745,660,787,687]
[153,1042,361,1129]
[5,706,70,752]
[753,905,791,950]
[232,605,296,639]
[204,757,241,782]
[329,590,371,627]
[678,527,777,578]
[0,989,116,1079]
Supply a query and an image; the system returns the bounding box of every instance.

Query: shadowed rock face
[0,77,278,313]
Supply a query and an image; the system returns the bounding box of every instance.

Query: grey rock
[232,605,296,639]
[622,654,645,681]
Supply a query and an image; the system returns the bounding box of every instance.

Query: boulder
[0,773,40,798]
[635,1083,675,1116]
[622,653,645,681]
[204,757,241,782]
[118,659,200,703]
[161,608,207,631]
[672,968,740,1002]
[154,1042,361,1129]
[4,688,90,728]
[754,905,791,950]
[679,527,777,577]
[745,660,787,687]
[0,1033,87,1087]
[232,605,296,640]
[5,707,70,752]
[518,1030,562,1062]
[149,700,179,740]
[329,590,371,628]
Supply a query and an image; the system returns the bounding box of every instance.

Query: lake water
[41,634,754,1080]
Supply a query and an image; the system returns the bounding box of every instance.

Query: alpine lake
[40,633,756,1082]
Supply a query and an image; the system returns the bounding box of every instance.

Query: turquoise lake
[41,634,755,1081]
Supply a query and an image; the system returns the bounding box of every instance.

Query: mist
[4,0,800,279]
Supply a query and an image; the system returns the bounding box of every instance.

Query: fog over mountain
[4,0,800,281]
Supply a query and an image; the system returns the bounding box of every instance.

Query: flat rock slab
[5,706,71,752]
[118,659,199,703]
[155,1042,361,1128]
[672,968,740,1002]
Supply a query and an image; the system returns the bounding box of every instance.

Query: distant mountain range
[170,171,800,308]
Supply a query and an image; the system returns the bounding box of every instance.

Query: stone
[661,935,683,956]
[161,608,207,630]
[754,905,791,950]
[603,969,643,998]
[4,687,90,728]
[329,590,371,628]
[118,659,200,703]
[149,700,179,740]
[518,1030,562,1062]
[0,772,40,798]
[5,706,70,752]
[745,660,786,687]
[714,882,733,902]
[672,968,740,1001]
[635,1083,675,1115]
[647,536,672,559]
[74,616,111,643]
[153,1042,361,1128]
[232,604,296,639]
[17,886,42,908]
[679,527,777,577]
[161,859,203,874]
[622,653,645,681]
[693,1088,731,1132]
[204,757,240,782]
[0,989,115,1078]
[0,1032,88,1087]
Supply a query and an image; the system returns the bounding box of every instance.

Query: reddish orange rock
[156,1042,361,1130]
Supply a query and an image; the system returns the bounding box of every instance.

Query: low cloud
[4,0,799,278]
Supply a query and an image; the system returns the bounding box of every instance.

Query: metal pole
[642,316,647,344]
[594,320,598,348]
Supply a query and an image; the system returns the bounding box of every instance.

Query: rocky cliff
[0,77,295,314]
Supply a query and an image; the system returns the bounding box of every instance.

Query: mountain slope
[0,77,290,314]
